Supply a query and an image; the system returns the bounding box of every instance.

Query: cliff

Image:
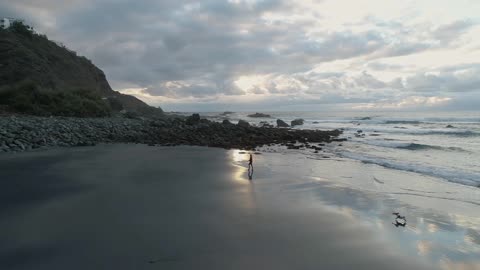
[0,22,162,117]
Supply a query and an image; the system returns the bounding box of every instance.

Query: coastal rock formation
[0,115,343,153]
[277,119,289,127]
[248,113,271,118]
[291,119,304,126]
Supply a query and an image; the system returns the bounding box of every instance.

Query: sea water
[203,111,480,188]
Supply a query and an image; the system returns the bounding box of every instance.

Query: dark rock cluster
[248,113,271,118]
[0,115,343,153]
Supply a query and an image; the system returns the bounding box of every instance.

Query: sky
[2,0,480,112]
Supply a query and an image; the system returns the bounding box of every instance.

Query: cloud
[404,64,480,93]
[354,96,452,110]
[432,19,474,44]
[1,0,479,111]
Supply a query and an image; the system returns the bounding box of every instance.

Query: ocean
[202,111,480,188]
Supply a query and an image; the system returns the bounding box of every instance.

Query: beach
[1,144,478,269]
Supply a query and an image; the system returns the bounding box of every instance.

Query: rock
[313,121,319,124]
[237,120,250,128]
[276,119,289,128]
[357,130,363,133]
[446,125,454,128]
[13,140,25,150]
[185,114,201,125]
[291,119,304,126]
[248,113,271,118]
[0,114,344,154]
[0,144,9,152]
[149,120,166,128]
[219,111,234,116]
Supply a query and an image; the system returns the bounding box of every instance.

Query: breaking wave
[339,151,480,188]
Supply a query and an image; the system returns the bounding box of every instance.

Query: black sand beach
[0,145,477,269]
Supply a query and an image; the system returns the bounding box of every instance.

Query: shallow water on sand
[0,144,478,269]
[242,149,480,269]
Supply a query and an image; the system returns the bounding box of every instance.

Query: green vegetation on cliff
[0,21,162,117]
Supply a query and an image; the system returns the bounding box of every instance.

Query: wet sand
[0,144,477,269]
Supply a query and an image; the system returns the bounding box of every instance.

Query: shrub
[0,81,112,117]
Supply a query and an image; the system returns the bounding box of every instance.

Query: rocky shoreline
[0,114,344,153]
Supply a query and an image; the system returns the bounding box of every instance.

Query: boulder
[222,119,233,125]
[446,125,454,128]
[276,119,289,128]
[237,120,250,128]
[185,114,201,125]
[291,118,304,126]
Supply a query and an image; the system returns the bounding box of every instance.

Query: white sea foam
[338,151,480,187]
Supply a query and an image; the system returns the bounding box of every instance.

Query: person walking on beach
[248,153,254,180]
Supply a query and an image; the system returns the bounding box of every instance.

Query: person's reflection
[248,153,254,180]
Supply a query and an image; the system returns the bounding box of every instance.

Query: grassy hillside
[0,21,162,117]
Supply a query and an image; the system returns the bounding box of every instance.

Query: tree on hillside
[9,21,34,38]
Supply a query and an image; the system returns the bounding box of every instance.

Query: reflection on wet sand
[231,149,254,181]
[229,150,257,213]
[0,145,477,270]
[254,149,480,270]
[284,178,480,270]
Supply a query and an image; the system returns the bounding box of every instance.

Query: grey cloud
[303,71,388,94]
[366,62,406,71]
[404,64,480,93]
[432,19,474,43]
[46,0,394,98]
[143,79,245,98]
